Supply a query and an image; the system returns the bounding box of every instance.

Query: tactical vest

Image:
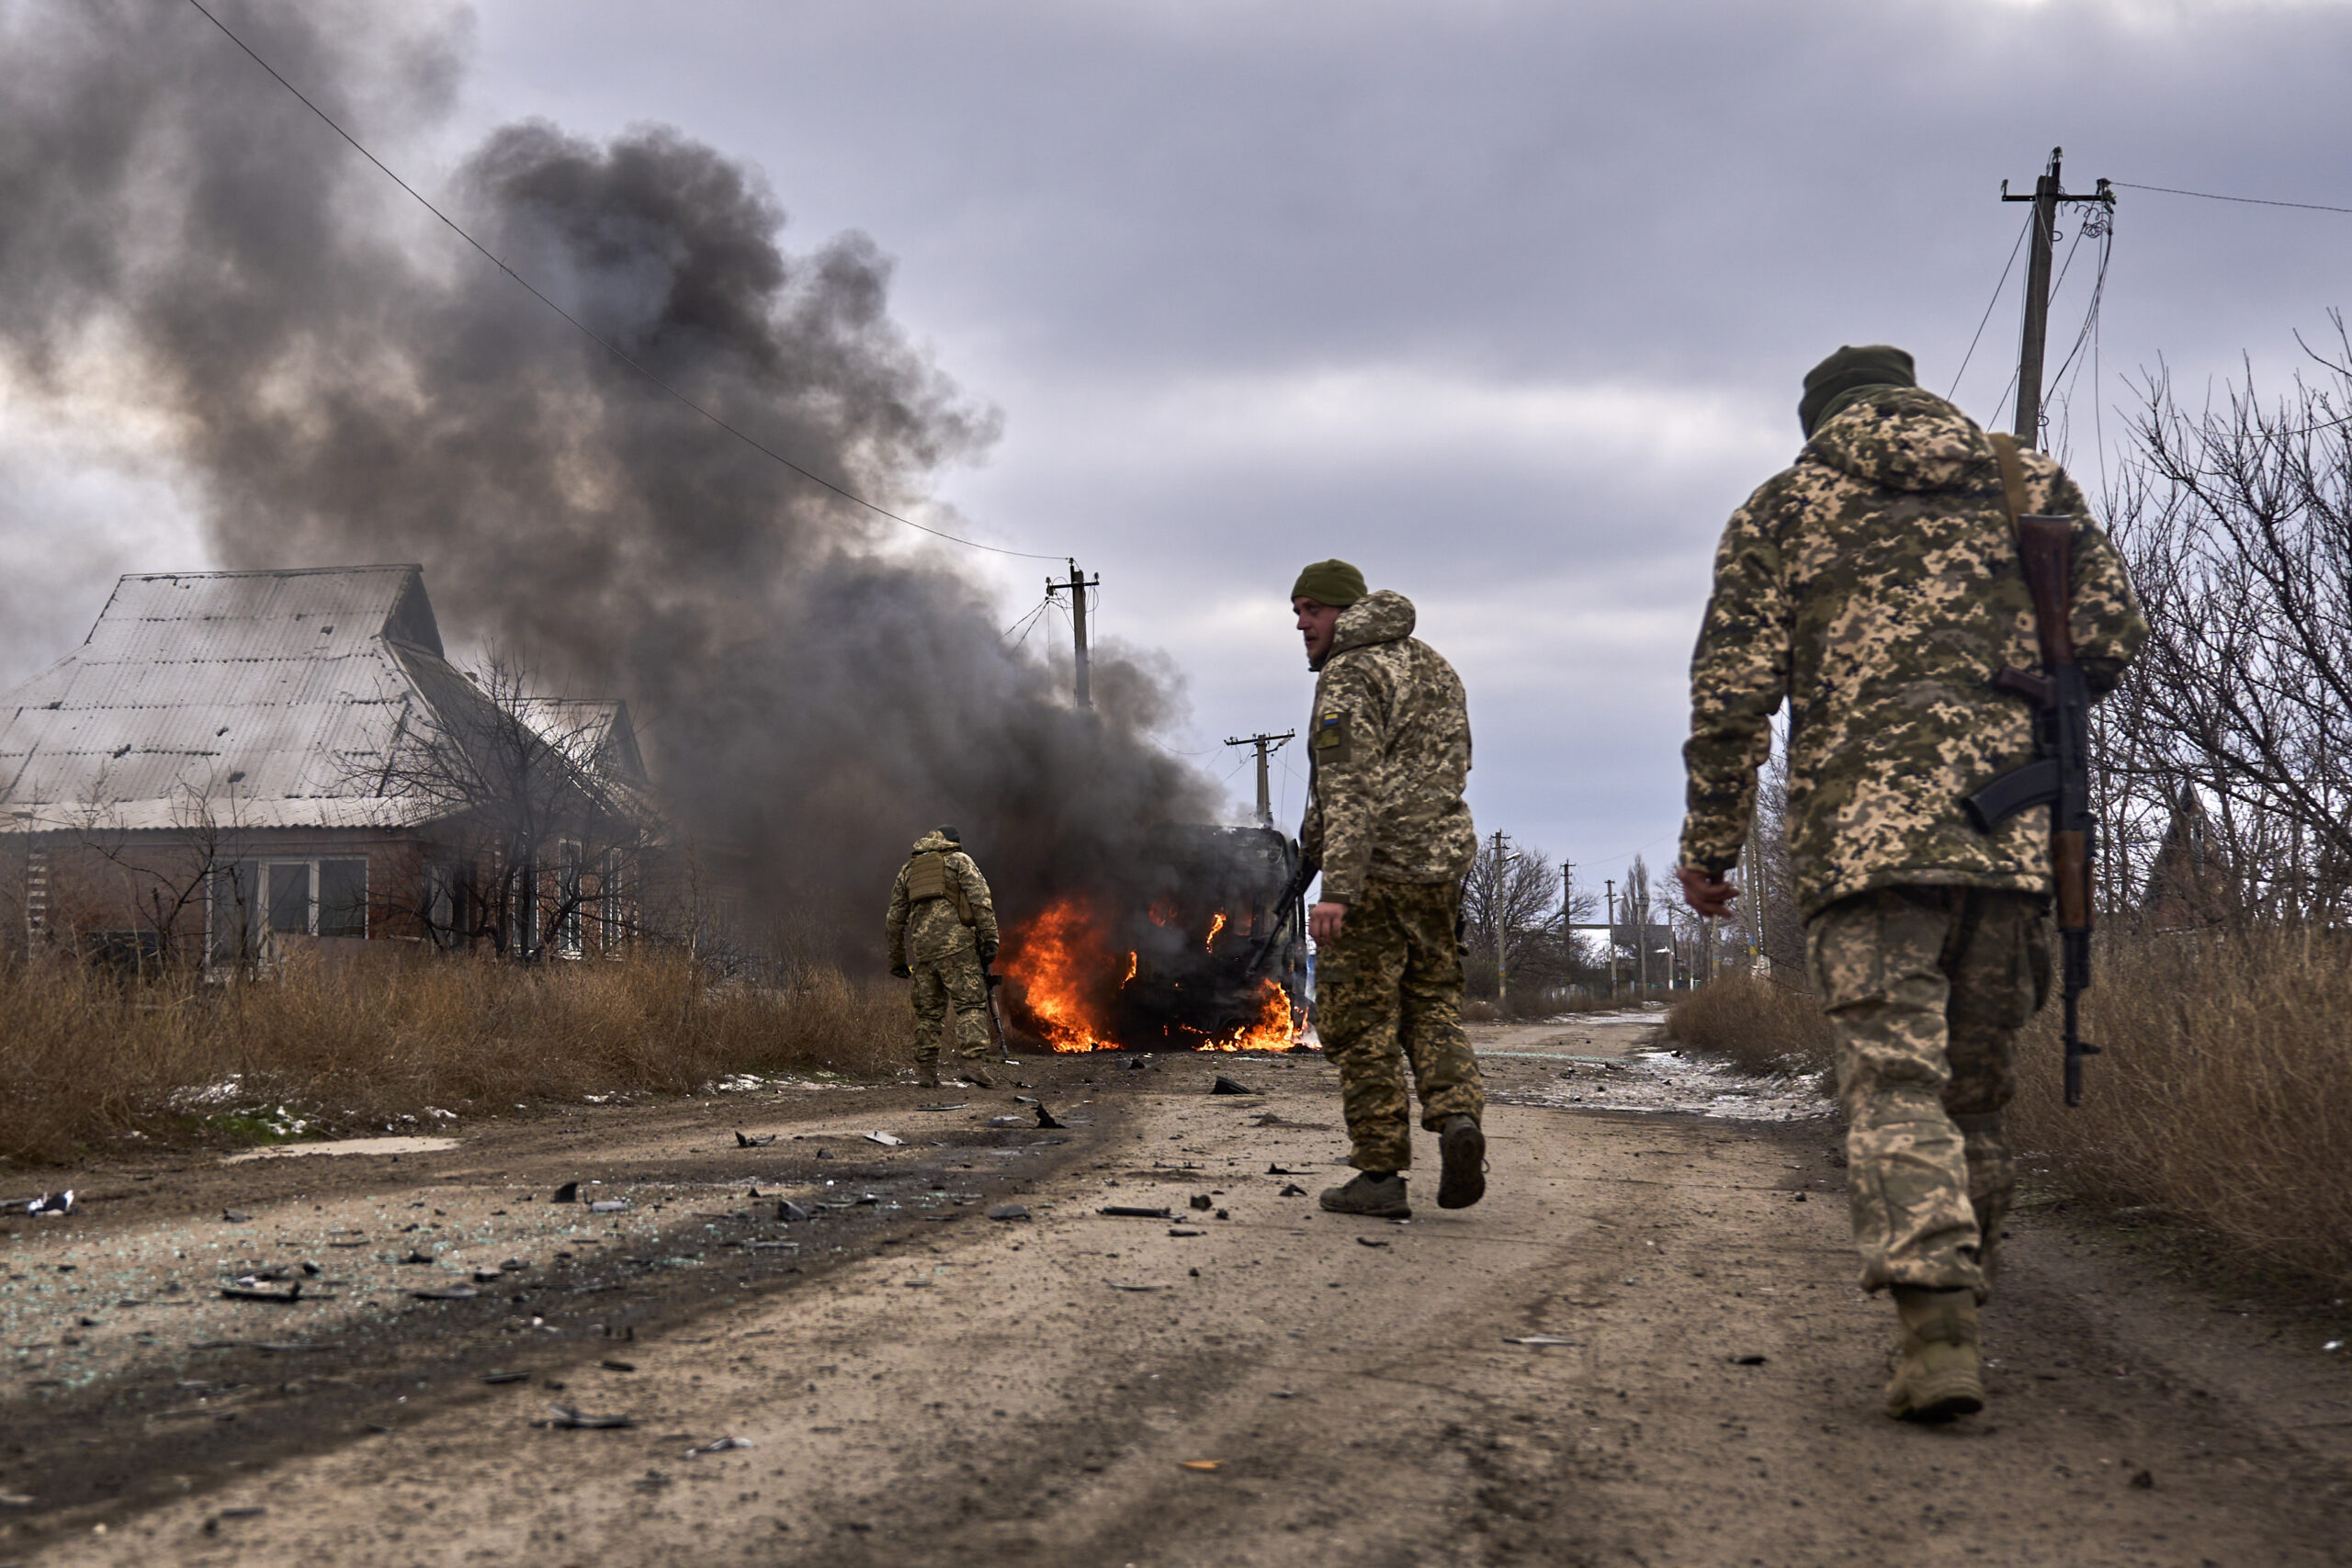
[905,852,976,925]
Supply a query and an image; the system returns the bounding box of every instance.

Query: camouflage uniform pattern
[1301,590,1476,905]
[885,832,1001,1069]
[1679,387,2147,917]
[1808,887,2049,1299]
[1315,876,1485,1173]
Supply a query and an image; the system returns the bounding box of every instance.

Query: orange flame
[1205,911,1227,951]
[1122,950,1138,987]
[1196,976,1301,1053]
[1001,893,1301,1055]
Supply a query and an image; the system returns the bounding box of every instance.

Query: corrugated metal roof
[0,567,466,832]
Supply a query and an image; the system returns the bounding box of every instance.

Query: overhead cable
[2112,181,2352,218]
[178,0,1063,562]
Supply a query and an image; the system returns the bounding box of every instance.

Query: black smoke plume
[0,0,1217,962]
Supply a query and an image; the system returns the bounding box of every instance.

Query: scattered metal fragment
[221,1211,254,1223]
[1101,1205,1174,1219]
[552,1182,579,1204]
[1728,1353,1767,1366]
[686,1436,752,1456]
[864,1131,904,1147]
[398,1251,435,1266]
[1278,1184,1307,1198]
[536,1404,635,1430]
[1266,1165,1297,1176]
[989,1115,1027,1128]
[1507,1336,1578,1347]
[1124,1055,1150,1070]
[776,1201,811,1223]
[1035,1105,1066,1129]
[986,1204,1032,1222]
[1167,1227,1204,1237]
[854,1192,880,1205]
[0,1494,35,1508]
[220,1282,302,1303]
[916,1102,970,1112]
[734,1132,777,1148]
[1356,1237,1390,1248]
[24,1190,73,1217]
[599,1359,637,1373]
[410,1286,480,1302]
[473,1269,505,1284]
[482,1371,530,1384]
[1106,1282,1169,1292]
[251,1342,332,1354]
[1013,1095,1040,1104]
[1180,1460,1221,1472]
[2129,1469,2155,1490]
[1210,1076,1255,1096]
[589,1200,629,1213]
[1189,1194,1214,1211]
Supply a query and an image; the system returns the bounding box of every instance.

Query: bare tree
[2102,321,2352,925]
[1462,836,1598,1004]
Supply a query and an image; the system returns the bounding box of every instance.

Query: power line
[2112,181,2352,218]
[1949,210,2033,399]
[178,0,1063,563]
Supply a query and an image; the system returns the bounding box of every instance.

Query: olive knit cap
[935,825,961,844]
[1290,558,1367,608]
[1799,344,1917,436]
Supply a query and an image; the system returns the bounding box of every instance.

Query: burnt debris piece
[734,1132,776,1148]
[552,1182,579,1204]
[1101,1204,1175,1220]
[536,1404,636,1430]
[1210,1076,1256,1096]
[1035,1105,1066,1129]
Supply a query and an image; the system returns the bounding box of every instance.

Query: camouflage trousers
[910,951,994,1066]
[1806,886,2051,1301]
[1316,876,1484,1173]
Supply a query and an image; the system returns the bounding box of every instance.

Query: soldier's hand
[978,942,998,966]
[890,964,911,980]
[1308,900,1348,943]
[1675,864,1738,919]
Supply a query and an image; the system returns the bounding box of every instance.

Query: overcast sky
[5,0,2349,891]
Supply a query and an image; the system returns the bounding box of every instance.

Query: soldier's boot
[1435,1114,1487,1210]
[1884,1286,1984,1423]
[956,1060,997,1089]
[1319,1171,1410,1220]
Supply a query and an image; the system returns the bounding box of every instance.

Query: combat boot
[1436,1114,1486,1209]
[1319,1171,1410,1219]
[956,1061,997,1089]
[1884,1285,1984,1422]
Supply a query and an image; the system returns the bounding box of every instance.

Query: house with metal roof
[0,567,656,968]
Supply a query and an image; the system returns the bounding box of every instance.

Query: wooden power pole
[1223,731,1295,828]
[1487,831,1513,1008]
[1604,878,1618,1002]
[1044,558,1102,708]
[2003,148,2114,451]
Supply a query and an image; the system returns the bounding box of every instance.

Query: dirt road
[6,1032,2348,1566]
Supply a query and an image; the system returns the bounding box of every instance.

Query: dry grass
[0,950,905,1167]
[1666,972,1836,1077]
[2010,929,2352,1293]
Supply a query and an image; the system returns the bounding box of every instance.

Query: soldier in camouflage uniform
[886,827,1002,1089]
[1676,345,2145,1421]
[1291,559,1487,1219]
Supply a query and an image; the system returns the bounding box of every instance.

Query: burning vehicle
[997,826,1308,1052]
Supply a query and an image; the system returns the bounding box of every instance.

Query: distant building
[0,566,673,969]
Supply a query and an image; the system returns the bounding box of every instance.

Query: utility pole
[1561,860,1575,979]
[1043,558,1102,708]
[2002,148,2114,450]
[1604,878,1618,1002]
[1222,731,1295,828]
[1487,831,1513,1009]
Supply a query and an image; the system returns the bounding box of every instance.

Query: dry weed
[0,951,905,1167]
[1666,972,1836,1076]
[2011,929,2352,1292]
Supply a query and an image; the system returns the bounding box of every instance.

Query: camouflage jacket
[885,831,1000,967]
[1301,590,1476,903]
[1679,387,2146,918]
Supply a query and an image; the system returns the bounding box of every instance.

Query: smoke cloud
[0,0,1218,959]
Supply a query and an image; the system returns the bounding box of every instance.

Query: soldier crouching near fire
[886,826,1002,1089]
[1292,558,1487,1219]
[1676,346,2144,1421]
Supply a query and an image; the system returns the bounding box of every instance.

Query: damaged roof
[0,566,515,832]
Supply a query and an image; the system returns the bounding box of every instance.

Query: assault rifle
[981,966,1016,1064]
[1961,434,2098,1107]
[1242,854,1320,976]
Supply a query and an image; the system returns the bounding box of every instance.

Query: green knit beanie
[1290,558,1366,608]
[1799,344,1917,436]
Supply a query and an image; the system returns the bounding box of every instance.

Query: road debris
[686,1437,752,1456]
[552,1182,579,1203]
[589,1199,629,1213]
[864,1131,904,1147]
[989,1115,1026,1127]
[1278,1184,1307,1197]
[1189,1193,1214,1210]
[776,1200,811,1223]
[482,1371,530,1384]
[1107,1282,1169,1292]
[1035,1105,1066,1129]
[0,1494,35,1508]
[1506,1336,1578,1347]
[221,1210,254,1223]
[1210,1076,1255,1095]
[1356,1236,1390,1248]
[220,1281,302,1303]
[2130,1469,2155,1490]
[734,1132,777,1148]
[24,1190,73,1217]
[599,1359,637,1372]
[1168,1227,1204,1237]
[1266,1164,1298,1175]
[1101,1205,1174,1220]
[986,1204,1032,1222]
[410,1285,480,1302]
[535,1404,636,1430]
[917,1102,970,1112]
[1728,1353,1768,1365]
[1180,1460,1222,1472]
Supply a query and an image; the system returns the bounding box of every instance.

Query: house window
[213,857,368,955]
[600,851,627,952]
[318,859,368,938]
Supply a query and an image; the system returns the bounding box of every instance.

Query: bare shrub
[1667,972,1835,1077]
[0,951,904,1167]
[2011,929,2352,1292]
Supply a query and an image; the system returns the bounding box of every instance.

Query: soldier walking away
[1290,559,1487,1220]
[886,826,1002,1089]
[1675,345,2145,1422]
